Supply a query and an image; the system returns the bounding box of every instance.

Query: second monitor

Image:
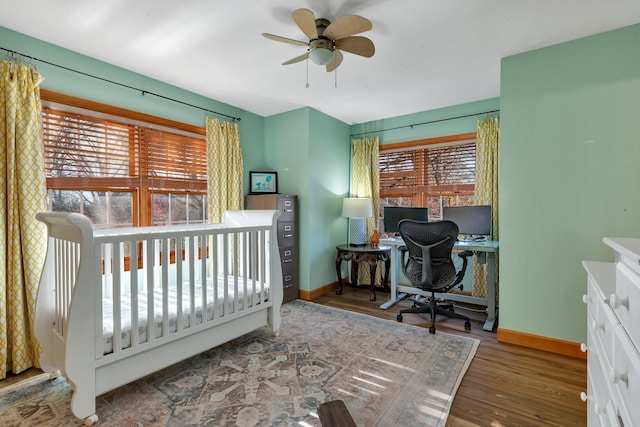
[442,205,492,238]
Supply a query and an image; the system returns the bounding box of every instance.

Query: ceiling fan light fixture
[309,47,334,65]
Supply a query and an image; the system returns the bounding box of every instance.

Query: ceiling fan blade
[324,15,372,40]
[262,33,308,47]
[282,52,310,65]
[292,8,318,39]
[336,36,375,58]
[326,50,343,72]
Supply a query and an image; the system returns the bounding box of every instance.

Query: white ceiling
[2,0,640,124]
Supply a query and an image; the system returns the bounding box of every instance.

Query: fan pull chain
[305,57,310,88]
[334,66,338,88]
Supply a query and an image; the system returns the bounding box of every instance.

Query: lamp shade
[342,198,373,218]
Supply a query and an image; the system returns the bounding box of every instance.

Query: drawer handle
[282,234,293,238]
[609,367,628,386]
[283,209,293,212]
[282,259,293,263]
[580,343,588,353]
[608,293,629,310]
[581,294,590,304]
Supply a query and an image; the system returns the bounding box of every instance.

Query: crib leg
[84,414,99,426]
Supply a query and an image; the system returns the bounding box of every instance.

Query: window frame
[379,132,477,222]
[41,90,207,227]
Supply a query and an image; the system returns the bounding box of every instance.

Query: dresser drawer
[277,197,296,221]
[611,326,640,426]
[282,269,298,303]
[277,221,296,247]
[612,262,640,350]
[586,351,616,427]
[593,292,619,369]
[280,247,297,266]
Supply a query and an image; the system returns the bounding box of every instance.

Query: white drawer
[594,294,619,369]
[586,350,621,427]
[610,326,640,427]
[612,262,640,349]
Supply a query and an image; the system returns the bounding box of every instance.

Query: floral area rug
[0,300,478,426]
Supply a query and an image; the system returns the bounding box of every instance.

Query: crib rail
[35,210,282,365]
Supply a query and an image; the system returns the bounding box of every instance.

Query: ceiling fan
[262,8,375,72]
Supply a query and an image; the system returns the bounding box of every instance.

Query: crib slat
[161,237,170,339]
[175,237,183,332]
[212,233,219,321]
[200,234,207,322]
[95,244,104,359]
[112,243,122,354]
[130,239,139,349]
[148,238,157,342]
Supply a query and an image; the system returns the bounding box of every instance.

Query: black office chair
[396,219,473,334]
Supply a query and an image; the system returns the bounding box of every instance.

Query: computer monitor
[442,205,492,237]
[383,207,428,234]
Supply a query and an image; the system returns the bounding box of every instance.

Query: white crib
[34,210,283,425]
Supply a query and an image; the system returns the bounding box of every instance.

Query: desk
[379,237,499,331]
[335,244,391,302]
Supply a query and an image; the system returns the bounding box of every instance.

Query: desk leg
[380,245,400,309]
[367,260,378,301]
[383,257,390,292]
[483,252,497,331]
[335,257,344,295]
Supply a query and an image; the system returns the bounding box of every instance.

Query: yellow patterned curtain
[472,116,500,297]
[351,137,380,284]
[206,118,243,223]
[0,61,48,378]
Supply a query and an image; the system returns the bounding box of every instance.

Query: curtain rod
[351,109,499,138]
[1,47,241,122]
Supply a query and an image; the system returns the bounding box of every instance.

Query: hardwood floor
[1,287,587,426]
[312,286,587,427]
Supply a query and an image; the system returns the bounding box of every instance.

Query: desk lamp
[342,197,373,246]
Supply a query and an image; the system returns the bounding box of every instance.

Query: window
[379,133,476,231]
[41,91,208,228]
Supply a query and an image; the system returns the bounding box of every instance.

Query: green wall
[265,108,350,292]
[500,23,640,343]
[351,98,499,145]
[0,26,266,188]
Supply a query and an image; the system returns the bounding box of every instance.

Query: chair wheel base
[464,320,471,330]
[429,326,436,334]
[397,314,403,322]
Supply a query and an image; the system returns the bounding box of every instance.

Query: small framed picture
[249,171,278,194]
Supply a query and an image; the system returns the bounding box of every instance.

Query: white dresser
[582,238,640,426]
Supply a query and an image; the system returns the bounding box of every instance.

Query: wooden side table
[335,244,391,301]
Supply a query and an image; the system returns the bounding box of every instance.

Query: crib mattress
[101,276,269,354]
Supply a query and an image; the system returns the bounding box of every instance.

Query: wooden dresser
[582,237,640,426]
[245,194,298,303]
